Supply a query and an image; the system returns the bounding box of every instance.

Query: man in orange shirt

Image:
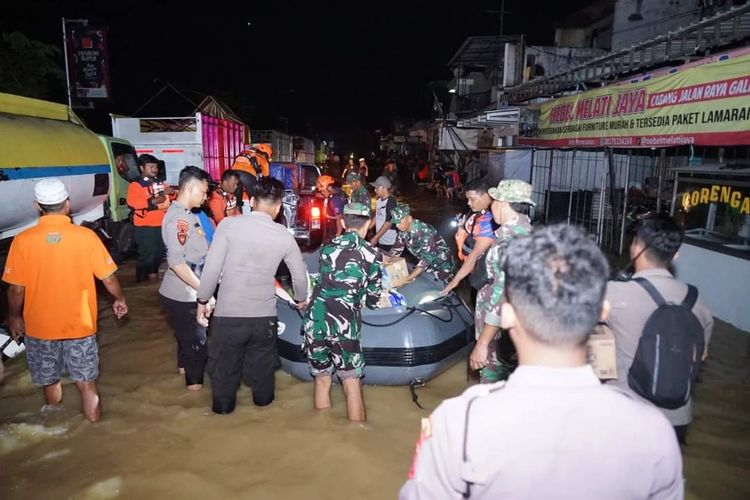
[3,178,128,422]
[232,148,266,210]
[207,169,240,225]
[127,154,171,282]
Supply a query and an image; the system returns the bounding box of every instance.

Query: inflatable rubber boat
[276,250,474,386]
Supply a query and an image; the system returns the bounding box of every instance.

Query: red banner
[69,27,111,100]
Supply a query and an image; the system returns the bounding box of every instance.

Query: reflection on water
[1,190,749,499]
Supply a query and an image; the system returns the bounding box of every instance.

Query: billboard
[520,52,750,148]
[68,27,111,100]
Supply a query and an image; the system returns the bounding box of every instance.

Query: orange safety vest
[455,227,468,262]
[127,177,171,227]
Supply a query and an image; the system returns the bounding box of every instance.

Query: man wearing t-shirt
[441,178,496,296]
[3,178,128,422]
[369,176,398,252]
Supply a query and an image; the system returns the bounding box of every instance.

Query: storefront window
[673,172,750,258]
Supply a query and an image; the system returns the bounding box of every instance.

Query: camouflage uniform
[303,208,383,378]
[389,205,455,283]
[475,180,535,383]
[350,185,371,209]
[346,172,371,209]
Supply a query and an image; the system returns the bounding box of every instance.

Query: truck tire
[111,222,135,264]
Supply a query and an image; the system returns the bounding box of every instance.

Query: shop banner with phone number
[520,52,750,148]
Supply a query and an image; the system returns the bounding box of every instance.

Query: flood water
[1,188,749,499]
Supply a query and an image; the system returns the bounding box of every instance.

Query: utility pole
[61,18,89,109]
[486,0,511,36]
[486,1,512,88]
[501,0,505,36]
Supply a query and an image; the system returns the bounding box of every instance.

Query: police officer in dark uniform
[159,166,213,391]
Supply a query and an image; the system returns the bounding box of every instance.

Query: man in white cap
[3,178,128,422]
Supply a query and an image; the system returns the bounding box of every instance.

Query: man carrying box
[302,202,383,422]
[386,204,455,285]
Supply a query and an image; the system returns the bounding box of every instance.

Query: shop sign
[682,184,750,214]
[521,52,750,148]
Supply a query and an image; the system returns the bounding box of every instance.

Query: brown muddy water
[2,191,750,499]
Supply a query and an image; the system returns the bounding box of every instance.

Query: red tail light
[311,206,321,229]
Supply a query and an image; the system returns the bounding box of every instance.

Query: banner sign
[520,52,750,148]
[69,27,111,100]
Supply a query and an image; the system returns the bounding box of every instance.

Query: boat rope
[409,378,427,409]
[288,294,468,329]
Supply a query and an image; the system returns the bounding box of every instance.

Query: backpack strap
[632,277,668,307]
[682,284,699,310]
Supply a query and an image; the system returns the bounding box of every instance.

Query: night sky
[4,0,591,152]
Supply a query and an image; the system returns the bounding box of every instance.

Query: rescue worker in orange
[255,143,272,177]
[127,154,172,282]
[207,169,240,225]
[232,146,272,209]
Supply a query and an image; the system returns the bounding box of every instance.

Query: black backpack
[628,278,705,410]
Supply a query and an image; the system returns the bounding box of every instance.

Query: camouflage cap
[488,179,536,206]
[343,202,370,216]
[390,204,411,224]
[345,172,362,183]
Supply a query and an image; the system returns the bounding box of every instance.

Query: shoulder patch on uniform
[176,220,189,246]
[420,417,433,440]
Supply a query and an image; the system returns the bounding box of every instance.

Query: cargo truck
[110,113,245,184]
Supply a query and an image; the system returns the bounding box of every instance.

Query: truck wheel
[112,222,135,264]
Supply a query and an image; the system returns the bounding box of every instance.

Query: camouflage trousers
[477,334,514,384]
[427,266,454,284]
[302,301,364,379]
[475,298,514,384]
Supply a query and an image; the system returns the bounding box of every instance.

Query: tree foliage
[0,32,65,100]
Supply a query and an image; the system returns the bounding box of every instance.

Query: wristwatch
[196,298,209,305]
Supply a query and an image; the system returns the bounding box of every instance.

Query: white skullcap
[34,178,69,205]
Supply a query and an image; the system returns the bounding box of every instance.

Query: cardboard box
[384,257,409,288]
[587,324,618,380]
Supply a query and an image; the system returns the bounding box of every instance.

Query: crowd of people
[2,149,714,497]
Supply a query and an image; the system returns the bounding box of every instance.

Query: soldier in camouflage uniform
[347,172,371,210]
[388,204,455,285]
[302,202,383,421]
[470,180,534,383]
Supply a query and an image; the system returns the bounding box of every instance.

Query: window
[111,142,139,182]
[673,173,750,257]
[301,164,320,191]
